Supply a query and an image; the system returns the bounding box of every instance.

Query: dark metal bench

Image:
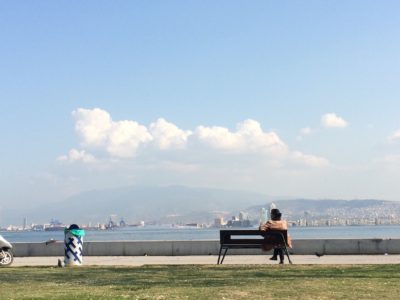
[217,229,292,264]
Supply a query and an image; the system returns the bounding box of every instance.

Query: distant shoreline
[3,224,400,243]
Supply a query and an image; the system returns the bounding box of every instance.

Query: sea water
[2,225,400,243]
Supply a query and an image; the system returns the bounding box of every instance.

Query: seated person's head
[270,209,282,221]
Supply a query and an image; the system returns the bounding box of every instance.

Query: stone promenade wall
[12,239,400,257]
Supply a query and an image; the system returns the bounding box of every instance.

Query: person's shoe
[279,261,284,264]
[269,256,277,261]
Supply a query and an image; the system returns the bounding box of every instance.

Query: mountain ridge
[1,185,398,226]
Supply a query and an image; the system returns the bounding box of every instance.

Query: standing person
[259,208,292,264]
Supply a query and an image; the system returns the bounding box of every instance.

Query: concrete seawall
[13,239,400,257]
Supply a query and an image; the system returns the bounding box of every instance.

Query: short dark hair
[271,209,282,221]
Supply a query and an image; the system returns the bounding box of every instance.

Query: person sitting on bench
[259,208,292,264]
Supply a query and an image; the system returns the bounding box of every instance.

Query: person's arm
[259,221,272,231]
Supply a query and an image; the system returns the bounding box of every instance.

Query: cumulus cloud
[150,118,192,150]
[321,113,348,128]
[73,108,112,146]
[73,108,152,158]
[62,108,329,169]
[237,119,288,155]
[196,125,242,150]
[106,120,153,158]
[195,119,288,156]
[58,149,96,163]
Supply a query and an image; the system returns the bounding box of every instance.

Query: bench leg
[283,246,293,264]
[220,248,228,264]
[217,246,223,264]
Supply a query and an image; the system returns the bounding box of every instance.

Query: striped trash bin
[64,224,85,266]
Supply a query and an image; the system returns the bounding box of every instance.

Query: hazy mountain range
[1,185,398,226]
[1,186,270,225]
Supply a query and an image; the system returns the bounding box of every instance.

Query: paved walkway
[11,255,400,266]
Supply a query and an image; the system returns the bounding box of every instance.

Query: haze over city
[1,1,400,222]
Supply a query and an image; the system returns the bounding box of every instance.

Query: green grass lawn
[1,265,400,299]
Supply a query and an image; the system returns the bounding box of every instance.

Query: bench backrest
[220,229,288,246]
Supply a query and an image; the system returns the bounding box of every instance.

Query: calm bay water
[2,225,400,243]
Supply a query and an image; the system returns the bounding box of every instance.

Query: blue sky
[1,1,400,210]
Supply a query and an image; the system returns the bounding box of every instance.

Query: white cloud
[50,108,340,202]
[73,108,112,146]
[58,149,96,163]
[195,119,288,156]
[321,113,348,128]
[150,118,192,150]
[106,120,153,158]
[73,108,152,158]
[237,119,288,155]
[196,125,244,151]
[388,129,400,142]
[63,108,329,171]
[291,151,330,167]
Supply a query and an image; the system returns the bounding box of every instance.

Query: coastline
[3,224,400,243]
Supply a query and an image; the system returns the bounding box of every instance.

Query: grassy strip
[1,265,400,299]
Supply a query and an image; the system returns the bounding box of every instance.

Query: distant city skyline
[3,198,400,230]
[1,1,400,216]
